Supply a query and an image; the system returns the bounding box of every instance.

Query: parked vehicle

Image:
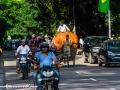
[11,39,19,50]
[83,36,109,64]
[98,40,120,67]
[4,40,12,50]
[11,41,16,50]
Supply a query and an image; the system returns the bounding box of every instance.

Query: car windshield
[108,41,120,50]
[90,37,109,46]
[5,41,11,44]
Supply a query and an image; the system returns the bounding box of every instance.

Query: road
[1,51,120,90]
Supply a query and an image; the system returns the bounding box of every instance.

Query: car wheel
[88,53,94,64]
[83,52,88,63]
[98,58,102,66]
[104,57,109,67]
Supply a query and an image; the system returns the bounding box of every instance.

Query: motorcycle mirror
[27,57,30,59]
[36,48,40,52]
[33,57,37,61]
[17,58,19,60]
[53,61,55,64]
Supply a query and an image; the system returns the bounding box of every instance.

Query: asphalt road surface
[1,51,120,90]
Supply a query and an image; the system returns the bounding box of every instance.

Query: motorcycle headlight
[21,57,26,60]
[92,49,99,52]
[42,71,54,77]
[108,51,115,56]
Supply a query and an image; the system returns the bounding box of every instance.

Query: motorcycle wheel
[66,54,69,68]
[21,67,27,80]
[47,85,53,90]
[34,82,36,90]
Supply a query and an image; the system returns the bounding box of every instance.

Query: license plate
[20,61,27,63]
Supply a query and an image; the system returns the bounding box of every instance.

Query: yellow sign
[0,48,2,54]
[101,0,106,3]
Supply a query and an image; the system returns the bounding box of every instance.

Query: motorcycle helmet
[40,42,49,50]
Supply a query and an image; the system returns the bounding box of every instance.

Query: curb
[0,55,6,90]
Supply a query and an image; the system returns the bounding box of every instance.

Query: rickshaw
[50,31,78,67]
[50,43,77,68]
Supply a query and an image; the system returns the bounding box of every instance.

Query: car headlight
[21,57,26,60]
[92,49,99,52]
[42,71,54,77]
[108,51,115,56]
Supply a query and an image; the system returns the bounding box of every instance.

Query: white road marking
[66,68,69,69]
[110,88,117,90]
[6,72,16,74]
[76,72,81,74]
[90,78,97,81]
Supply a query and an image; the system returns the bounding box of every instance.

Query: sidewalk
[0,55,5,90]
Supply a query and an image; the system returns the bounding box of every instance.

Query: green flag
[98,0,110,14]
[117,13,120,23]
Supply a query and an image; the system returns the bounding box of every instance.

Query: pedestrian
[47,37,52,47]
[111,35,117,40]
[79,36,84,48]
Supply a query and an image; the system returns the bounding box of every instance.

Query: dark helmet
[40,42,49,50]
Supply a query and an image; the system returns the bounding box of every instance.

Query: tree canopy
[0,0,120,43]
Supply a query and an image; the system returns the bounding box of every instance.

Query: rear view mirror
[17,58,19,60]
[27,57,30,59]
[99,48,104,53]
[32,57,38,61]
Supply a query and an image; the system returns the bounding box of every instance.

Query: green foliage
[0,0,38,38]
[1,0,120,43]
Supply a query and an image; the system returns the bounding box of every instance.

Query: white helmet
[21,39,26,42]
[112,35,115,37]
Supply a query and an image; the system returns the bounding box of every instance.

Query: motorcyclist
[32,42,61,90]
[15,39,32,73]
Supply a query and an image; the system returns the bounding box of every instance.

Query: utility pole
[108,8,111,39]
[73,0,76,34]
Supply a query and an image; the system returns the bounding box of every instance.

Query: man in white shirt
[15,39,32,72]
[111,35,117,40]
[79,36,84,48]
[57,21,70,32]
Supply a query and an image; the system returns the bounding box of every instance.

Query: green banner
[98,0,110,14]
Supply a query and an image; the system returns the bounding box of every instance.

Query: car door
[83,38,90,52]
[99,41,107,59]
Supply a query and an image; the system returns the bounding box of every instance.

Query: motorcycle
[32,58,59,90]
[17,55,30,80]
[41,65,58,90]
